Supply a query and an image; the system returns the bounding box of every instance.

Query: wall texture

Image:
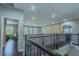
[41,24,62,34]
[41,19,79,34]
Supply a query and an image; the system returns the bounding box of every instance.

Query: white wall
[0,6,24,55]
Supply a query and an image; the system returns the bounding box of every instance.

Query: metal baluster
[25,35,28,56]
[56,33,58,49]
[56,34,58,49]
[39,49,41,56]
[54,33,55,49]
[37,47,38,56]
[29,41,31,56]
[35,46,37,56]
[34,46,36,56]
[26,41,28,55]
[25,35,26,56]
[33,45,35,56]
[25,40,27,56]
[42,34,44,45]
[31,43,33,56]
[43,51,46,56]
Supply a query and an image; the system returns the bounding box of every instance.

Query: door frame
[1,16,19,56]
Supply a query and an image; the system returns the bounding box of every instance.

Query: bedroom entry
[3,18,19,56]
[63,25,72,44]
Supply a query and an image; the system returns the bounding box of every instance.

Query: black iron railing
[25,33,79,56]
[25,35,61,56]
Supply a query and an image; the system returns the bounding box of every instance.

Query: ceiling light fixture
[64,19,67,21]
[51,14,56,18]
[30,6,36,11]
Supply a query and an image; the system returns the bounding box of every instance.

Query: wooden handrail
[25,33,79,36]
[26,33,79,38]
[28,39,61,56]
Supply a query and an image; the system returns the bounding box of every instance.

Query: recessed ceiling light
[51,14,56,18]
[30,6,36,11]
[64,19,67,21]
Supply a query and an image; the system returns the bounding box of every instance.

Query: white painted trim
[1,16,4,56]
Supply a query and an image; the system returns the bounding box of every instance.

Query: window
[24,26,40,35]
[63,25,72,33]
[6,25,14,35]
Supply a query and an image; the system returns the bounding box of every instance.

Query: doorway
[63,25,72,44]
[63,25,72,34]
[3,18,19,55]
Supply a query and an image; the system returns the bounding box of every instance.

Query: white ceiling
[14,3,79,26]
